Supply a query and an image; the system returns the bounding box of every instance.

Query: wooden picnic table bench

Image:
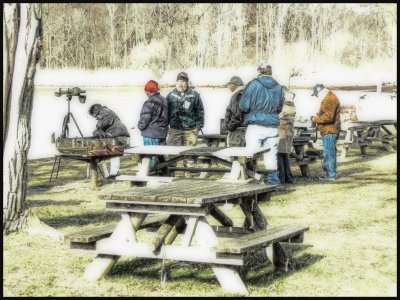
[66,179,309,295]
[339,120,397,160]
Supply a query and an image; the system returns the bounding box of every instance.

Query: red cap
[144,80,159,92]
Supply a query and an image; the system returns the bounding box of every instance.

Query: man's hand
[310,116,316,127]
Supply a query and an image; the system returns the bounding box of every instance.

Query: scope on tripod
[55,87,86,138]
[55,87,86,103]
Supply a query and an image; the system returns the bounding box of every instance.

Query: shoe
[318,175,336,181]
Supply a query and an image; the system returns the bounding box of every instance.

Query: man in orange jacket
[310,84,341,180]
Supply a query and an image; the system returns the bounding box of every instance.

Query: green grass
[3,141,397,296]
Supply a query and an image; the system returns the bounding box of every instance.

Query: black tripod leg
[49,156,59,181]
[69,113,84,137]
[55,156,62,179]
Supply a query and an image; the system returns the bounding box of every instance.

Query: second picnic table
[65,179,309,295]
[120,145,269,184]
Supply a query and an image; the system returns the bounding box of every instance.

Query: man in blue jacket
[239,61,284,185]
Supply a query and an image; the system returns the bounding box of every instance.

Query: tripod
[61,94,84,138]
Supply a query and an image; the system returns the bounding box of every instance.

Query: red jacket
[314,90,341,136]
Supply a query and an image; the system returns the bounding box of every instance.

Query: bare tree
[3,3,60,237]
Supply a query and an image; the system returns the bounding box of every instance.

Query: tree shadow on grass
[108,258,215,285]
[27,199,85,207]
[244,243,324,288]
[106,243,319,290]
[41,212,120,229]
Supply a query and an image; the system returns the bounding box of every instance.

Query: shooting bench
[66,179,309,295]
[339,120,397,160]
[50,137,128,188]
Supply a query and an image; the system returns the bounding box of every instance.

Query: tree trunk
[3,3,42,234]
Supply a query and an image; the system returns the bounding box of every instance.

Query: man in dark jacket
[222,76,246,147]
[89,103,130,178]
[239,61,284,185]
[166,71,205,178]
[310,83,341,181]
[138,80,169,170]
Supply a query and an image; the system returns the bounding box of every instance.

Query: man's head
[176,71,189,92]
[144,80,159,97]
[227,76,244,92]
[257,60,272,75]
[311,84,326,97]
[89,104,102,117]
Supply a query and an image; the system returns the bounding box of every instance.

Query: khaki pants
[167,128,199,177]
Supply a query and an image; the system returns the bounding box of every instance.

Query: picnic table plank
[125,145,193,155]
[99,180,277,205]
[65,213,170,243]
[215,224,309,253]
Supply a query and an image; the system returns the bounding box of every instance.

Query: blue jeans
[321,133,338,178]
[143,137,166,170]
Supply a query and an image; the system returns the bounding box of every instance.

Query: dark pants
[277,153,294,184]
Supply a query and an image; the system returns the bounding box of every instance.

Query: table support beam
[212,264,248,295]
[84,254,119,281]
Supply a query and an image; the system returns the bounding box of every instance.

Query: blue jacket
[166,87,204,130]
[138,92,169,139]
[239,75,283,128]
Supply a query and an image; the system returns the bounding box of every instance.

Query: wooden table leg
[339,145,348,162]
[84,254,119,281]
[300,164,311,178]
[192,216,248,295]
[266,242,289,272]
[212,264,248,295]
[89,159,98,188]
[240,197,268,230]
[84,212,147,280]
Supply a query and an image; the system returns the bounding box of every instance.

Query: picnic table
[65,179,309,295]
[339,120,397,160]
[49,153,121,188]
[198,133,228,147]
[120,145,268,184]
[291,125,319,178]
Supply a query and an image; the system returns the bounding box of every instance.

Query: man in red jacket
[310,84,341,180]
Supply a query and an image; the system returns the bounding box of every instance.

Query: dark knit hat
[227,76,244,86]
[89,104,102,116]
[311,84,325,97]
[177,72,189,82]
[144,80,159,92]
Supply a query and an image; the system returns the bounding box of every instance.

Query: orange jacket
[314,90,341,136]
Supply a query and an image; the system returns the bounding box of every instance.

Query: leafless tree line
[39,3,397,72]
[41,3,397,71]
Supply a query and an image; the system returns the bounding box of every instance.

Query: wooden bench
[214,224,309,272]
[65,213,169,250]
[214,224,309,254]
